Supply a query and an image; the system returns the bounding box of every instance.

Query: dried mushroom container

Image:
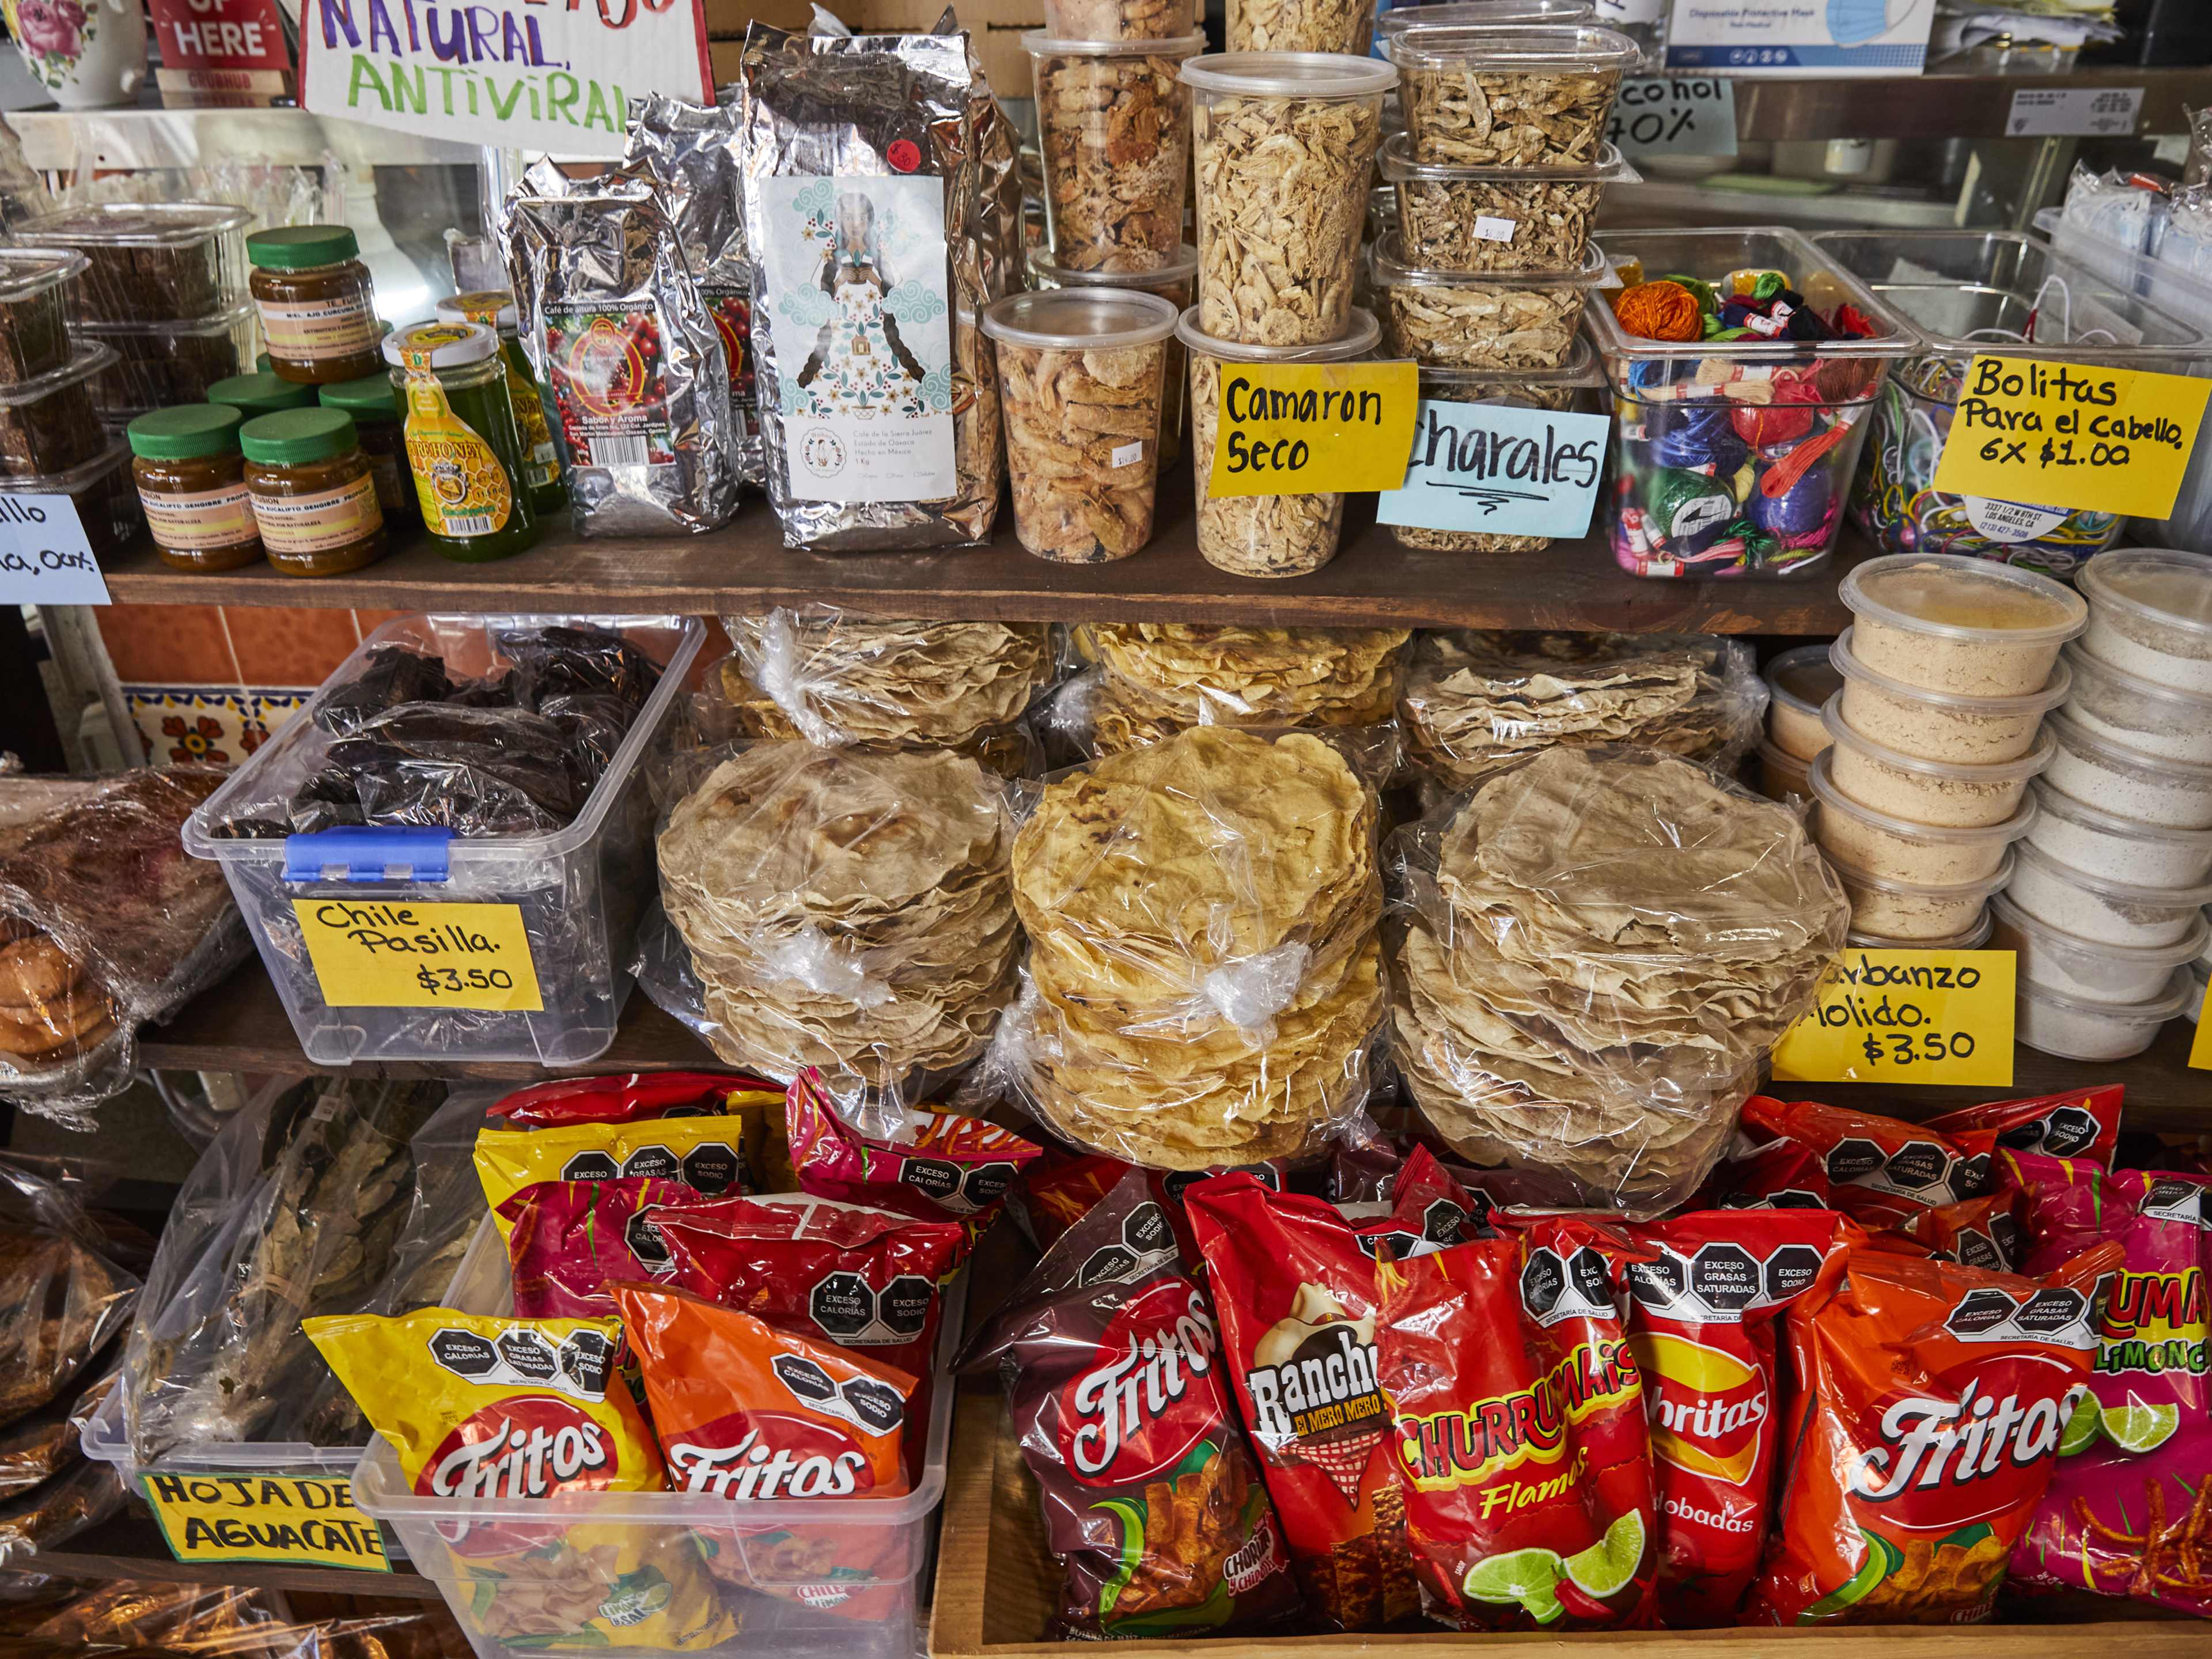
[1229,0,1378,55]
[1379,132,1634,271]
[1042,0,1195,46]
[1385,23,1640,166]
[1180,303,1379,578]
[16,202,250,324]
[181,613,704,1068]
[1027,33,1203,278]
[77,303,255,423]
[1184,52,1396,347]
[1030,244,1198,464]
[1372,232,1604,369]
[0,438,141,556]
[0,249,85,384]
[0,342,116,478]
[1586,225,1918,580]
[983,287,1179,564]
[1373,0,1597,52]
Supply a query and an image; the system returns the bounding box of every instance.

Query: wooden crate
[928,1391,2210,1658]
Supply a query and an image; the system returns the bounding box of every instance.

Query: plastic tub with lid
[2077,548,2212,697]
[1990,889,2211,1007]
[16,201,251,324]
[0,341,116,478]
[1763,644,1840,762]
[1809,749,2032,888]
[2025,777,2212,888]
[1820,695,2054,830]
[0,249,85,383]
[2017,965,2195,1061]
[2060,639,2212,767]
[1758,738,1810,802]
[1374,0,1593,50]
[1830,626,2069,768]
[1849,909,1994,953]
[1370,232,1606,370]
[1837,553,2086,700]
[1382,24,1642,168]
[1823,848,2015,942]
[76,302,254,423]
[1376,131,1636,271]
[2005,838,2212,950]
[2041,709,2212,831]
[0,438,142,556]
[2186,960,2209,1025]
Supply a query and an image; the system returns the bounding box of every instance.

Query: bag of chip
[1621,1210,1849,1626]
[1012,1149,1134,1251]
[608,1281,917,1620]
[1183,1172,1422,1631]
[1866,1193,2025,1274]
[303,1307,736,1651]
[786,1069,1040,1230]
[1691,1138,1834,1211]
[476,1114,768,1236]
[1338,1146,1483,1259]
[500,1177,706,1317]
[1743,1240,2119,1626]
[1925,1085,2123,1169]
[489,1070,784,1127]
[1738,1096,1986,1226]
[959,1168,1302,1639]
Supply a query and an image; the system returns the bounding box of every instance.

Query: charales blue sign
[1374,400,1610,541]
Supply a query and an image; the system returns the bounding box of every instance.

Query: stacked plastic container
[1756,642,1842,801]
[1993,548,2212,1058]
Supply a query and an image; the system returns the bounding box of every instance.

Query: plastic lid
[0,435,128,495]
[2018,963,2196,1026]
[126,403,245,461]
[319,373,402,419]
[2013,835,2212,910]
[1377,130,1636,185]
[1991,888,2212,970]
[1850,911,1994,952]
[1766,643,1843,719]
[1820,693,2058,783]
[383,319,499,369]
[71,299,254,341]
[2045,707,2212,787]
[981,288,1179,351]
[15,200,250,246]
[1179,51,1397,99]
[1377,0,1594,37]
[1416,335,1601,391]
[240,407,360,466]
[0,340,116,409]
[1832,626,2073,715]
[2078,547,2212,645]
[1175,305,1381,363]
[1839,553,2087,646]
[1809,749,2037,846]
[1382,21,1642,71]
[1823,845,2017,903]
[209,372,317,415]
[437,290,521,334]
[1372,230,1610,289]
[2062,638,2212,717]
[247,224,362,269]
[1025,29,1204,55]
[1029,244,1198,293]
[2028,776,2212,848]
[0,248,86,304]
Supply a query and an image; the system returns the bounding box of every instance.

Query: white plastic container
[2017,966,2194,1061]
[2024,778,2212,888]
[1821,696,2055,830]
[1824,848,2015,942]
[1764,643,1841,763]
[2077,548,2212,698]
[1849,910,1994,952]
[1990,888,2210,1007]
[2005,839,2212,950]
[1758,738,1810,802]
[1837,553,2087,699]
[1809,750,2032,887]
[2059,640,2212,767]
[183,613,704,1067]
[1830,627,2069,766]
[2042,709,2212,831]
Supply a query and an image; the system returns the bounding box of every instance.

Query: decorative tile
[123,687,253,768]
[245,692,313,751]
[222,605,363,686]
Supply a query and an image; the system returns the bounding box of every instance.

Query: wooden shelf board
[36,1513,442,1598]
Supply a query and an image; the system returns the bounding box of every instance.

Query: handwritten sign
[1930,355,2211,521]
[0,496,109,606]
[143,1472,389,1571]
[292,898,544,1011]
[1607,77,1737,158]
[1771,949,2016,1087]
[1375,400,1609,540]
[1206,361,1418,497]
[2190,983,2212,1070]
[299,0,710,159]
[2007,86,2142,139]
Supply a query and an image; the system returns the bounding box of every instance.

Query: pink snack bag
[785,1069,1043,1236]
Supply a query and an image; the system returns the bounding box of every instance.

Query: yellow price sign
[1770,949,2016,1087]
[2190,980,2212,1070]
[1206,360,1418,497]
[1929,353,2212,521]
[142,1472,390,1571]
[292,898,544,1011]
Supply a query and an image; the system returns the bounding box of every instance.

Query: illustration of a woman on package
[798,192,929,419]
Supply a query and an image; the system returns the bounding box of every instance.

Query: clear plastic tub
[1370,232,1604,369]
[1821,695,2054,830]
[1990,889,2211,1008]
[1825,847,2015,942]
[182,613,704,1067]
[1384,24,1641,166]
[2006,838,2212,950]
[0,340,117,478]
[2077,548,2212,698]
[1586,226,1916,581]
[2025,777,2212,889]
[1809,749,2032,888]
[1184,53,1396,347]
[77,302,255,423]
[1374,0,1594,50]
[1377,132,1635,271]
[353,1215,964,1659]
[2061,640,2212,767]
[2187,961,2209,1025]
[982,289,1179,564]
[1849,910,1994,952]
[2017,965,2194,1061]
[1758,738,1810,801]
[1028,35,1203,279]
[0,248,85,384]
[1041,0,1194,39]
[1764,644,1841,763]
[1838,553,2086,699]
[1810,230,2206,580]
[2042,708,2212,831]
[1229,0,1378,54]
[1028,245,1196,465]
[1830,627,2070,766]
[0,438,143,557]
[17,200,251,325]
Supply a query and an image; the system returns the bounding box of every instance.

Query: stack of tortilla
[1070,623,1407,754]
[1006,728,1384,1168]
[658,744,1018,1086]
[1391,747,1847,1215]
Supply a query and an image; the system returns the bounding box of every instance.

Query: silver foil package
[737,19,1021,552]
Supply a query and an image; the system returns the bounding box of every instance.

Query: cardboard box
[1664,0,1937,75]
[704,0,1045,100]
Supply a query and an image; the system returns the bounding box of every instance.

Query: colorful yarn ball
[1647,401,1747,475]
[1749,457,1833,539]
[1730,379,1825,449]
[1645,467,1739,555]
[1613,280,1703,342]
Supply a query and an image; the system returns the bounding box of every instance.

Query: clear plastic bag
[0,1369,112,1503]
[0,1162,137,1434]
[1046,669,1405,785]
[0,1459,124,1573]
[1387,745,1847,1217]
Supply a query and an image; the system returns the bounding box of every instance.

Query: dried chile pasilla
[313,645,456,736]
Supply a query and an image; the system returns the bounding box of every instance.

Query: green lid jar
[436,289,567,520]
[247,224,382,386]
[126,404,263,574]
[382,319,540,565]
[209,370,315,416]
[238,407,387,577]
[320,370,415,526]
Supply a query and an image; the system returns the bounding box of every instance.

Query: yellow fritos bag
[475,1112,771,1238]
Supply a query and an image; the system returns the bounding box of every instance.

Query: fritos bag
[304,1308,734,1651]
[1869,1193,2025,1274]
[1376,1216,1657,1631]
[499,1177,705,1317]
[1622,1210,1849,1626]
[1184,1173,1421,1631]
[1926,1085,2123,1168]
[959,1169,1302,1639]
[786,1069,1040,1230]
[1739,1096,1986,1227]
[1744,1241,2118,1626]
[490,1071,783,1127]
[476,1115,768,1236]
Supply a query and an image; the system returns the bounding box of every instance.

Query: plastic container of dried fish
[1378,131,1635,270]
[181,613,704,1067]
[1384,22,1641,166]
[1370,230,1606,368]
[352,1214,966,1659]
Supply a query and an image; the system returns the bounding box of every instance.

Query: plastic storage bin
[183,613,704,1067]
[77,302,256,423]
[1811,229,2207,579]
[353,1215,964,1659]
[0,438,142,556]
[16,200,251,324]
[1370,232,1606,369]
[1585,226,1916,580]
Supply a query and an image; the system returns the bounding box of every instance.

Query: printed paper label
[1771,949,2016,1087]
[545,306,675,471]
[2007,86,2143,139]
[293,898,546,1011]
[142,1472,389,1572]
[250,474,383,555]
[257,294,380,362]
[1473,215,1518,244]
[1608,76,1738,157]
[0,496,107,605]
[1206,360,1419,497]
[1963,497,2069,544]
[139,482,259,550]
[1111,441,1143,469]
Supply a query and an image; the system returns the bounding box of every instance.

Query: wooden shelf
[36,1513,442,1599]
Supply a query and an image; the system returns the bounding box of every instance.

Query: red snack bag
[1739,1096,1986,1226]
[499,1176,705,1317]
[1691,1139,1834,1211]
[489,1070,784,1127]
[1184,1172,1422,1631]
[1744,1240,2118,1626]
[959,1169,1303,1639]
[1013,1150,1135,1251]
[1377,1215,1658,1631]
[1339,1145,1484,1259]
[786,1069,1042,1230]
[1869,1193,2025,1274]
[1925,1085,2123,1170]
[1622,1210,1849,1626]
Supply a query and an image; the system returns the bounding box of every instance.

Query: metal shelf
[5,105,487,170]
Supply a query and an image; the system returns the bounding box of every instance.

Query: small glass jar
[126,404,264,573]
[247,225,383,385]
[209,370,316,419]
[435,290,567,519]
[383,320,539,563]
[319,371,416,526]
[239,407,387,577]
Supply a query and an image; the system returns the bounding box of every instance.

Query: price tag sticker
[0,496,110,605]
[1206,360,1418,497]
[1930,354,2212,521]
[1606,76,1738,158]
[2190,982,2212,1070]
[142,1472,389,1571]
[291,898,545,1011]
[2006,86,2143,139]
[1770,949,2016,1087]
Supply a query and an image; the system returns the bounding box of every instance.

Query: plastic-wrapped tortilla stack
[1398,630,1768,793]
[998,727,1384,1168]
[657,744,1019,1090]
[1389,747,1847,1215]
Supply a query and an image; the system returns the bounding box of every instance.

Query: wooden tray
[927,1391,2209,1657]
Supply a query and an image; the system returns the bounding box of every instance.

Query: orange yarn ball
[1612,279,1703,342]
